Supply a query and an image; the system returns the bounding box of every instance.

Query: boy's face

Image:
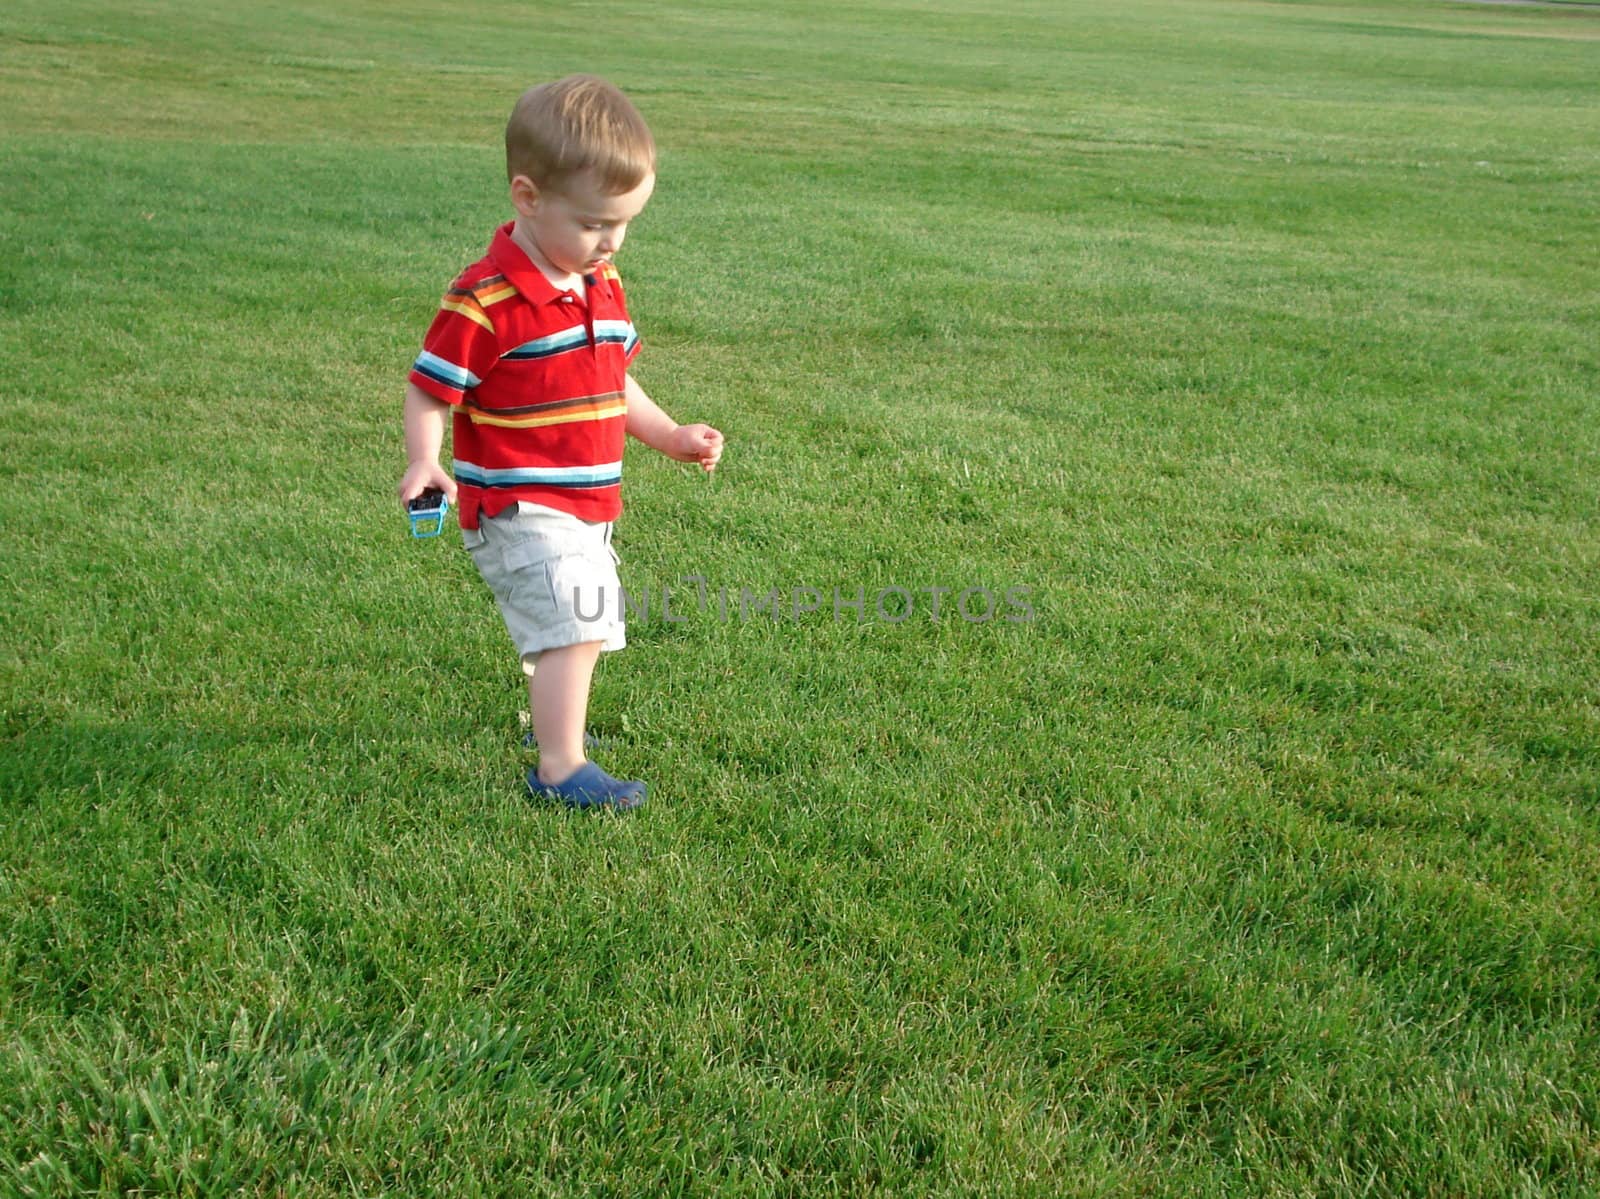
[511,168,655,283]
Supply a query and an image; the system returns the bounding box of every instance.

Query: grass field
[2,0,1598,1194]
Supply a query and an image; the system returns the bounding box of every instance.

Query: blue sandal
[528,762,647,812]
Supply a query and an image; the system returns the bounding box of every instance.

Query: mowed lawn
[2,0,1598,1194]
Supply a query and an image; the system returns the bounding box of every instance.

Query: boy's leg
[528,640,604,786]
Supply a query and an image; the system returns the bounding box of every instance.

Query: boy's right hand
[397,461,458,509]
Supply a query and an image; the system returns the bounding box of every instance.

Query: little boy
[398,75,722,811]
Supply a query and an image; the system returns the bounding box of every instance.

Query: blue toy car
[407,489,450,538]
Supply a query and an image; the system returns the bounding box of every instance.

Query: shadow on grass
[0,710,240,806]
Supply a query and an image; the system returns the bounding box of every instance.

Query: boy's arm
[624,374,723,472]
[397,382,460,504]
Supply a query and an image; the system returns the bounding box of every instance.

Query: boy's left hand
[668,423,724,472]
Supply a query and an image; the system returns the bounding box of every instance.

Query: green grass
[3,0,1598,1194]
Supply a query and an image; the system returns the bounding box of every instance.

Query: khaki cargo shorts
[463,502,626,674]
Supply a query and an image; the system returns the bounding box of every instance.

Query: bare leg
[528,640,603,786]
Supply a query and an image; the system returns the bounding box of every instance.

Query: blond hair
[505,75,656,194]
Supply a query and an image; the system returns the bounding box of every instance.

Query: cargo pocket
[546,552,613,628]
[502,536,562,612]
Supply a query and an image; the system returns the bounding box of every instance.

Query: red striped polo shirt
[408,222,641,529]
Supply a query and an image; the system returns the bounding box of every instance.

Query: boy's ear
[509,174,541,217]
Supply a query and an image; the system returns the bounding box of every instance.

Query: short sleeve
[408,282,502,405]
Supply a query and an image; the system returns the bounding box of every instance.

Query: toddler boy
[398,75,722,811]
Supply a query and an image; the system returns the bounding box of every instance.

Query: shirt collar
[487,222,563,305]
[487,222,614,306]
